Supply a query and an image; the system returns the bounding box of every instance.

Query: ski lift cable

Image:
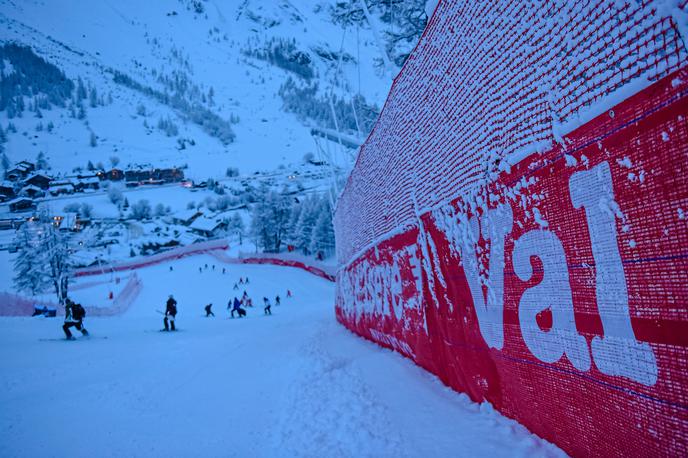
[322,25,351,203]
[357,0,397,77]
[311,135,338,214]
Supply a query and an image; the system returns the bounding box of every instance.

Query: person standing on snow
[230,297,243,318]
[204,303,214,317]
[164,295,178,331]
[286,290,292,298]
[263,297,272,315]
[63,298,89,340]
[275,295,281,306]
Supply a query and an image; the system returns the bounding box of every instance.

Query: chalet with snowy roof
[79,176,100,190]
[8,197,35,213]
[172,209,202,226]
[105,168,124,181]
[68,175,100,191]
[0,181,16,199]
[189,216,226,238]
[6,161,35,181]
[23,173,52,189]
[48,181,75,196]
[16,161,35,171]
[125,169,151,183]
[154,167,184,182]
[56,212,79,231]
[20,185,45,199]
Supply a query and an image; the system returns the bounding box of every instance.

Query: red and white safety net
[334,1,688,456]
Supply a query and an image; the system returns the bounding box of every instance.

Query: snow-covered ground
[0,0,388,178]
[0,256,564,457]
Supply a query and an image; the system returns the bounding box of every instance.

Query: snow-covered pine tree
[295,195,319,255]
[0,152,8,177]
[310,200,335,258]
[36,151,48,170]
[13,223,48,297]
[229,213,245,244]
[89,86,98,108]
[41,221,74,305]
[250,189,290,252]
[250,196,269,251]
[76,77,87,100]
[285,199,303,245]
[271,191,291,252]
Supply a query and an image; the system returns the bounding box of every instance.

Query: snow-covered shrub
[108,185,123,205]
[63,202,93,218]
[154,203,168,217]
[130,199,152,220]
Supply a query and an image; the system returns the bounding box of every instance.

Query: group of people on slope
[195,263,228,275]
[167,277,293,330]
[58,273,294,339]
[226,289,291,317]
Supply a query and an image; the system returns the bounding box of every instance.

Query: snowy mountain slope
[0,0,394,178]
[0,257,565,457]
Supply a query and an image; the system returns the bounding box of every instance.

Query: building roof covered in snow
[172,209,203,225]
[189,216,224,234]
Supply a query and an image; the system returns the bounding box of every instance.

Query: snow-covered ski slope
[0,0,390,177]
[0,256,564,457]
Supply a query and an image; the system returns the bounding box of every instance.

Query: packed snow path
[0,256,563,457]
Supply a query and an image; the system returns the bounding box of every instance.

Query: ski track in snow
[276,324,404,457]
[0,255,564,457]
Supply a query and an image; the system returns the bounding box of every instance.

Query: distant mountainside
[0,0,427,180]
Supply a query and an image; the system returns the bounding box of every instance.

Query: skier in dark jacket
[63,298,89,340]
[263,297,272,315]
[275,295,281,306]
[164,295,178,331]
[230,297,244,318]
[204,303,214,317]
